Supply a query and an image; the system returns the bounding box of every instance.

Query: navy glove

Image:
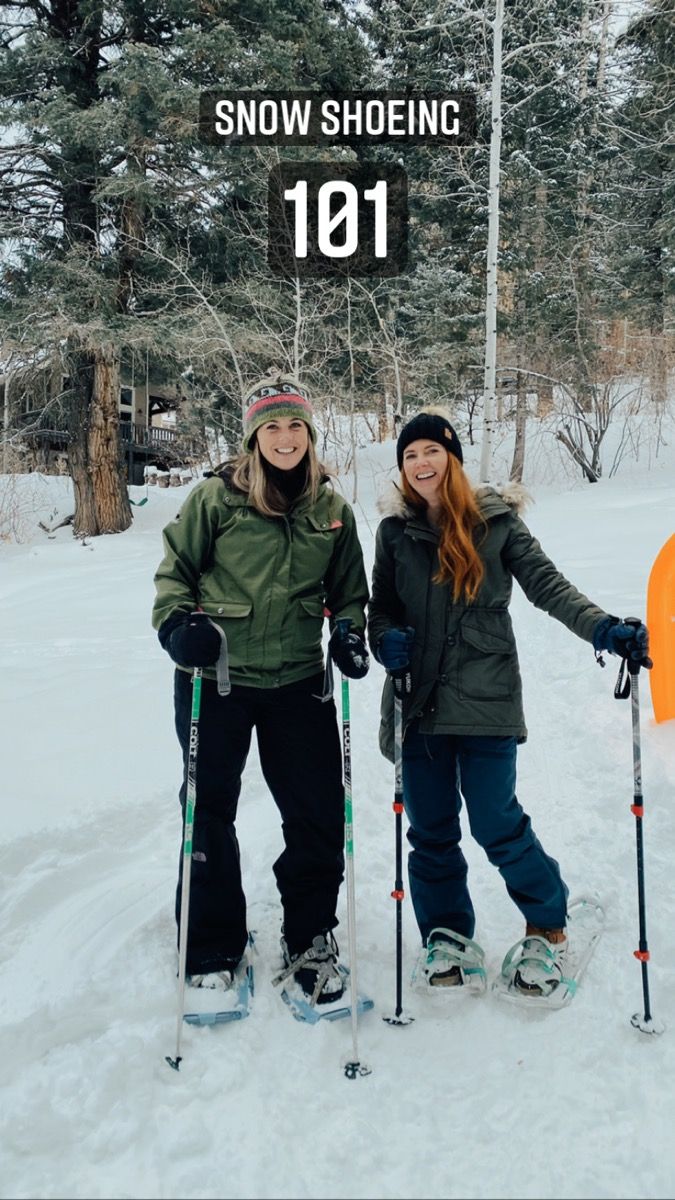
[329,625,370,680]
[160,612,222,668]
[376,626,415,671]
[593,616,651,666]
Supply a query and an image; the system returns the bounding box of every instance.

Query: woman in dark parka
[368,407,650,996]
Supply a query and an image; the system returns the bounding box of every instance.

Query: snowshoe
[184,948,254,1026]
[272,932,374,1024]
[494,895,605,1010]
[273,931,345,1004]
[413,928,487,994]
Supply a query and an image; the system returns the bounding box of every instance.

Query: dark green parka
[368,483,609,762]
[153,471,368,688]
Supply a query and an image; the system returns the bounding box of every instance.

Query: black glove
[593,616,651,667]
[160,612,222,668]
[329,625,370,680]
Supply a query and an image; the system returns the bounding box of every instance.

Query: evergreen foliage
[0,0,670,522]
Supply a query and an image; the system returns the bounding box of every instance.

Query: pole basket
[631,1012,665,1036]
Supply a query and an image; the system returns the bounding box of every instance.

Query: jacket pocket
[293,596,325,659]
[458,620,517,701]
[198,600,252,665]
[307,514,340,533]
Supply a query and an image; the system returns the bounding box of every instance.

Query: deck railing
[18,411,178,448]
[119,421,177,447]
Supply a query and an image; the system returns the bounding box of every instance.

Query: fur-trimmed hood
[376,480,532,521]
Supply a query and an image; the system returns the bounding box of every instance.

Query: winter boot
[513,926,568,997]
[422,928,487,992]
[274,932,345,1006]
[187,956,242,990]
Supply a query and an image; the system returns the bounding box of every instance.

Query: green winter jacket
[153,472,368,687]
[368,483,609,761]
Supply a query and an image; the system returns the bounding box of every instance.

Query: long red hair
[401,453,486,602]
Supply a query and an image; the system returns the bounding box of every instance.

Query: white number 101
[284,179,388,259]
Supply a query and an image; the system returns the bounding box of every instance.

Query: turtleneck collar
[264,457,309,506]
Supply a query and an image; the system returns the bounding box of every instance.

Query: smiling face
[255,417,310,469]
[401,438,449,504]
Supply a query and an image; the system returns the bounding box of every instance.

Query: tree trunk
[67,342,131,536]
[510,371,527,482]
[117,153,146,313]
[89,346,132,533]
[646,170,667,409]
[536,374,554,417]
[66,345,98,535]
[531,185,554,418]
[379,388,390,442]
[649,327,668,409]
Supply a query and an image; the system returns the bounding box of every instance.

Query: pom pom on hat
[242,377,315,451]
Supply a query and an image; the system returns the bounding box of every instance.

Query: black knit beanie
[396,412,463,470]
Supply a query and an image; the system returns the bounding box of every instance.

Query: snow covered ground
[1,425,675,1200]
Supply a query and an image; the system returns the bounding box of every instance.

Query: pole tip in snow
[382,1012,415,1027]
[344,1060,372,1079]
[631,1013,665,1036]
[165,1055,182,1071]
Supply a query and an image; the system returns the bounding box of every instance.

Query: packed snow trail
[1,454,674,1200]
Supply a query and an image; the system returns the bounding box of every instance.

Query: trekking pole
[337,620,371,1080]
[383,671,414,1027]
[166,666,203,1070]
[613,619,664,1036]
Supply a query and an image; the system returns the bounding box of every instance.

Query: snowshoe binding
[272,931,374,1024]
[274,931,345,1005]
[414,928,487,994]
[494,895,605,1010]
[510,932,568,998]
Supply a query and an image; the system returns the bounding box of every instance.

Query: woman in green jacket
[368,407,650,998]
[153,377,369,1006]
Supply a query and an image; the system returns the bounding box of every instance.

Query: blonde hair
[401,447,486,603]
[230,437,329,517]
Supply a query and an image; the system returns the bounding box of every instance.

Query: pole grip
[624,616,653,675]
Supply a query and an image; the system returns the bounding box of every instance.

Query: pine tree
[0,1,372,532]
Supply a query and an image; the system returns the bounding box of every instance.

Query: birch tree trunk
[346,281,358,503]
[574,0,612,412]
[479,0,504,483]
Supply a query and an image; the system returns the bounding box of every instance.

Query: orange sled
[647,532,675,723]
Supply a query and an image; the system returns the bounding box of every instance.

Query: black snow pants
[174,669,345,975]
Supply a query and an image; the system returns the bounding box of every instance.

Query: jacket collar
[212,465,334,515]
[377,480,531,523]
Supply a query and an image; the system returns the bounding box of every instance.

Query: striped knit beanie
[242,377,316,451]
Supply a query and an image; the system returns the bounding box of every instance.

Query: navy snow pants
[174,669,345,975]
[402,725,569,944]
